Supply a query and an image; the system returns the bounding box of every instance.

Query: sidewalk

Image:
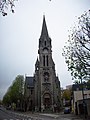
[30,112,90,120]
[2,108,90,120]
[39,113,60,118]
[22,111,83,119]
[77,115,90,120]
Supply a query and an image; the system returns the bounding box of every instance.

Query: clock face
[43,47,48,53]
[43,49,48,53]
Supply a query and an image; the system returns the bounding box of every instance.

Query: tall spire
[41,15,49,37]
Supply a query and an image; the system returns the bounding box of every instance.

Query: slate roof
[25,76,34,88]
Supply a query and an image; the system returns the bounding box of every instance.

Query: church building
[24,16,61,112]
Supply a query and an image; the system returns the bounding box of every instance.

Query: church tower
[34,16,61,112]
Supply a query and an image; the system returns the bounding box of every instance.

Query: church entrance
[43,93,51,110]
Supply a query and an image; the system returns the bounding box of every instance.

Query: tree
[0,0,51,16]
[62,89,71,100]
[11,75,24,110]
[0,0,17,16]
[73,80,80,84]
[3,75,24,110]
[3,86,12,106]
[62,10,90,82]
[0,100,2,104]
[62,88,72,107]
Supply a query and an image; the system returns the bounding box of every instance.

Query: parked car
[64,107,70,114]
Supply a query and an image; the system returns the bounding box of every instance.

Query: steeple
[40,15,49,38]
[35,57,39,67]
[35,57,39,71]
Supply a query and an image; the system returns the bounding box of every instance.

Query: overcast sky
[0,0,90,100]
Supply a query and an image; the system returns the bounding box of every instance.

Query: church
[24,16,61,112]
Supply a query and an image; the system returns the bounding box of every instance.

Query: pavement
[17,111,81,119]
[22,111,90,120]
[1,107,90,120]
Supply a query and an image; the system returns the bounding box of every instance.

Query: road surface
[0,107,85,120]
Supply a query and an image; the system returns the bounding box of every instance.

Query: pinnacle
[41,15,49,37]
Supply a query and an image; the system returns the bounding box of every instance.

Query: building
[72,83,90,116]
[24,16,61,112]
[61,86,72,108]
[66,85,72,90]
[24,76,35,111]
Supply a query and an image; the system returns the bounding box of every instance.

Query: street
[0,108,32,120]
[0,107,86,120]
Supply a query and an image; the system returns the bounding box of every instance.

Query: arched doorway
[43,93,51,109]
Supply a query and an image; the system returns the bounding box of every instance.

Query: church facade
[24,16,61,112]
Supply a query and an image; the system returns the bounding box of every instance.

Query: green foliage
[3,75,24,106]
[3,87,12,105]
[62,10,90,82]
[0,100,2,105]
[62,89,71,100]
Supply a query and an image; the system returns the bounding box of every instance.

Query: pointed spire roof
[36,57,39,63]
[41,15,49,37]
[35,57,39,65]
